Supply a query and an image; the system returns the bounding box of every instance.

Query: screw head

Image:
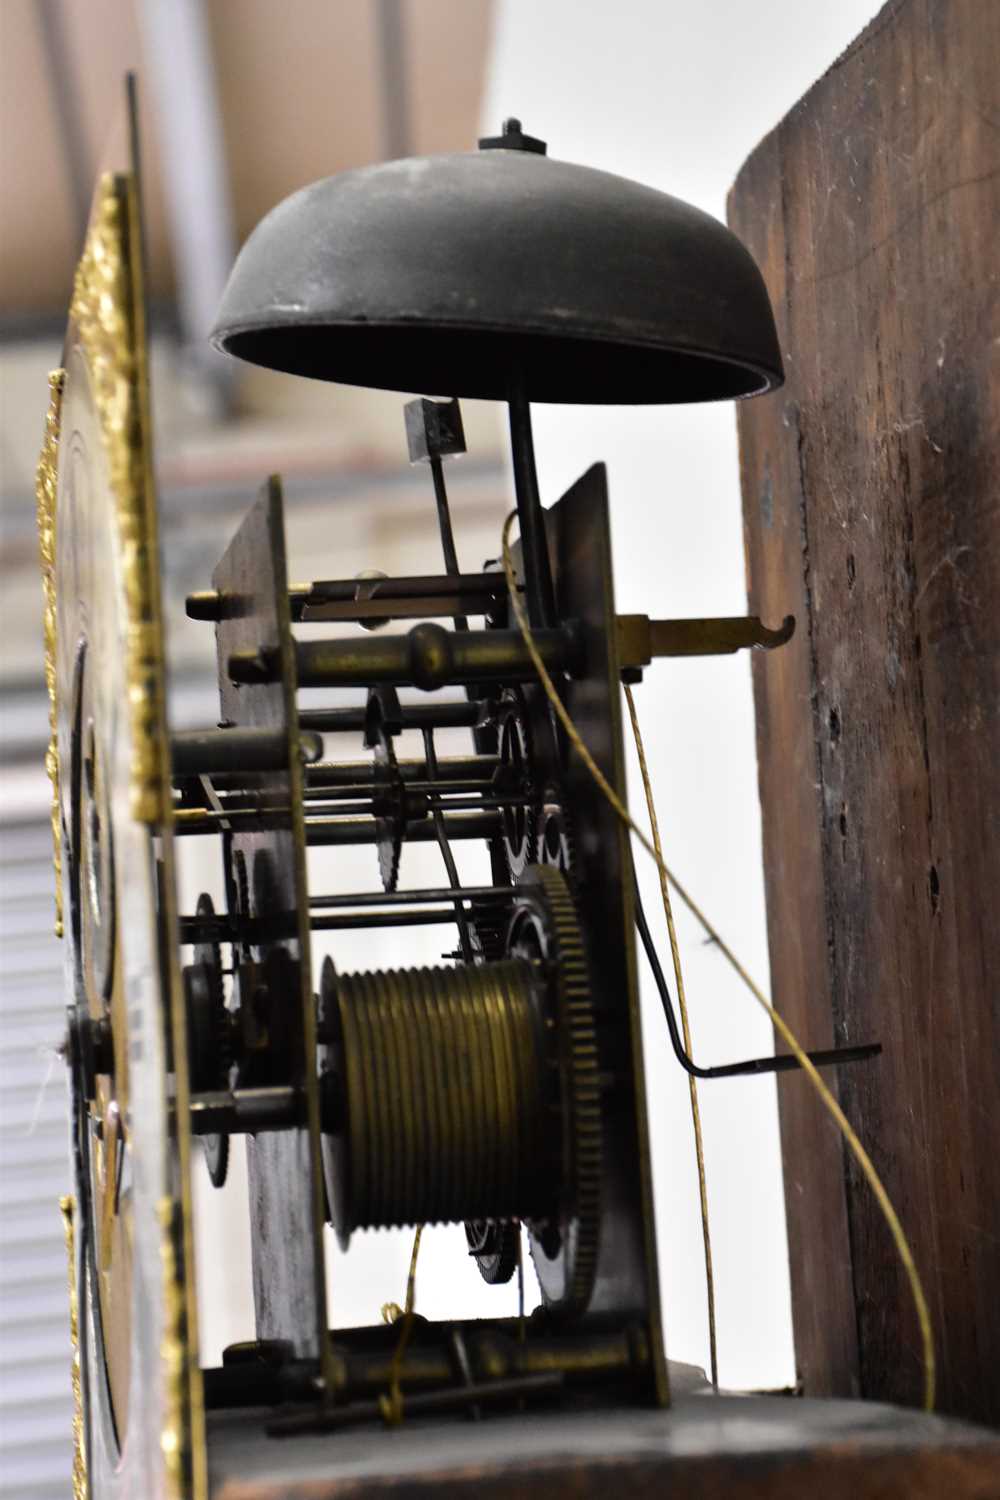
[478,119,547,156]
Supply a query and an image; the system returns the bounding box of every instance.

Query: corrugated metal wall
[0,813,73,1498]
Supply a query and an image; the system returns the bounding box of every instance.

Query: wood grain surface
[729,0,999,1422]
[207,1392,1000,1499]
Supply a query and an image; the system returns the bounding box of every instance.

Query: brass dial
[57,341,134,1445]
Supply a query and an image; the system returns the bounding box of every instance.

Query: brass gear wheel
[507,865,601,1319]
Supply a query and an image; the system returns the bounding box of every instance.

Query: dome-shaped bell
[212,120,783,405]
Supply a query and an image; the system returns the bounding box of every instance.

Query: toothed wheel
[507,865,601,1319]
[189,892,230,1188]
[366,688,404,893]
[537,789,577,883]
[496,689,538,881]
[372,731,403,893]
[465,1219,519,1285]
[231,848,253,962]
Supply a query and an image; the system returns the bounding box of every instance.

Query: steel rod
[174,805,290,833]
[303,572,504,603]
[203,758,498,795]
[299,701,482,734]
[308,885,513,909]
[307,794,524,817]
[176,791,526,819]
[174,810,505,842]
[306,812,502,847]
[171,726,323,776]
[307,756,497,786]
[180,887,515,944]
[189,1085,301,1135]
[268,1372,563,1436]
[187,572,509,623]
[310,909,469,931]
[302,778,495,798]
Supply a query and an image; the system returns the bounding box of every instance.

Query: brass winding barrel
[318,958,557,1241]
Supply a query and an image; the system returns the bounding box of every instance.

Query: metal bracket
[617,613,795,669]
